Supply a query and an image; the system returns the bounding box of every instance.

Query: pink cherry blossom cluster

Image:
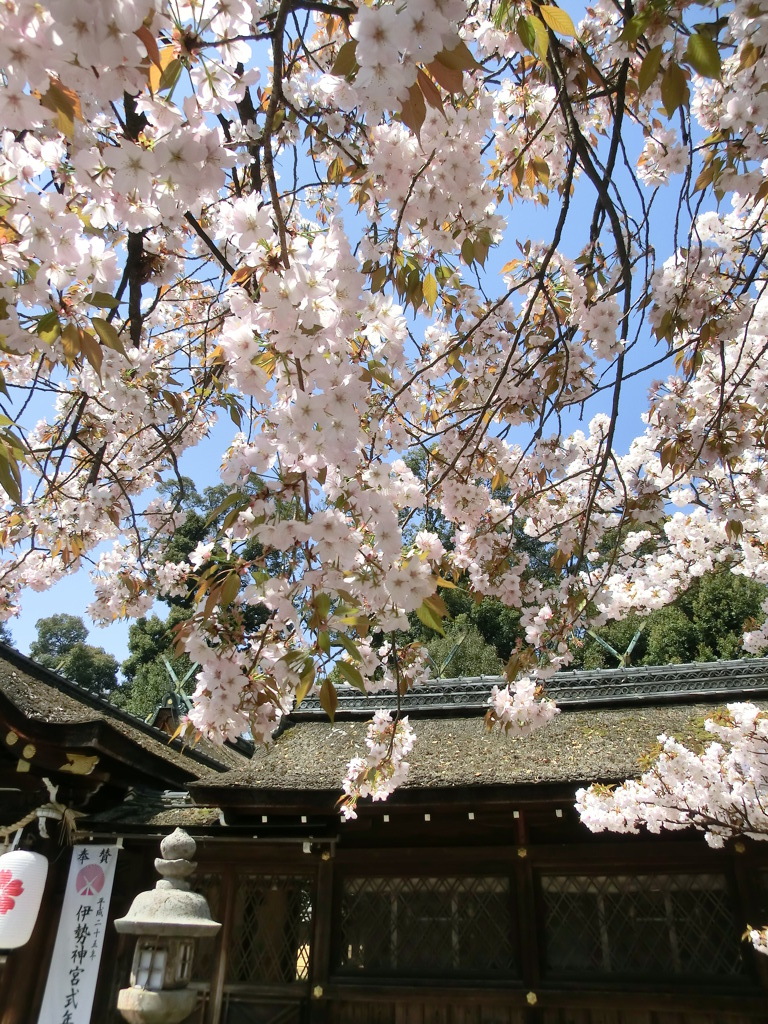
[0,0,766,815]
[576,702,768,847]
[486,677,559,737]
[340,710,417,820]
[349,0,463,119]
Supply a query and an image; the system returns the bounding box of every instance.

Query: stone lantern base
[117,986,196,1024]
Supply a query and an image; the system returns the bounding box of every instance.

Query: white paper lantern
[0,850,48,949]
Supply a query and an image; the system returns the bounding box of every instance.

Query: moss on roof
[193,702,745,794]
[0,659,108,725]
[0,646,246,775]
[87,797,223,828]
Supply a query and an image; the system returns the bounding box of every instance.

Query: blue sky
[7,0,705,669]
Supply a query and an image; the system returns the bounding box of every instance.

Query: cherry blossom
[0,0,765,817]
[485,678,559,737]
[576,703,768,953]
[341,711,417,820]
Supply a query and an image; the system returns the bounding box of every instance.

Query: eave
[0,686,197,789]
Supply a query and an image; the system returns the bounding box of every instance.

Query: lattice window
[339,876,516,978]
[227,875,312,985]
[221,996,304,1024]
[541,873,743,977]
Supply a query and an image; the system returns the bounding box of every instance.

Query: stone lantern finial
[154,828,196,889]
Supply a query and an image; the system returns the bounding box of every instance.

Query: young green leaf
[526,15,550,62]
[36,311,61,343]
[337,660,366,692]
[315,592,332,620]
[539,6,577,36]
[416,597,447,635]
[426,58,464,94]
[638,45,663,95]
[400,82,426,137]
[92,317,128,356]
[295,659,316,708]
[332,39,359,78]
[417,68,444,113]
[492,0,512,29]
[337,633,362,662]
[661,61,689,116]
[423,272,438,309]
[158,57,183,93]
[685,33,722,79]
[0,443,22,504]
[38,79,81,140]
[619,8,653,43]
[86,291,120,309]
[60,323,82,364]
[319,677,338,721]
[435,40,479,71]
[79,330,104,377]
[220,572,241,607]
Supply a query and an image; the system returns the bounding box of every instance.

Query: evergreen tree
[424,616,504,678]
[572,572,767,670]
[30,614,118,698]
[117,608,194,720]
[119,479,270,717]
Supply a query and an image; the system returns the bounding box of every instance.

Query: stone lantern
[114,829,220,1024]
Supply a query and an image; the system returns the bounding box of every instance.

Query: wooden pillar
[205,871,235,1024]
[309,853,334,1024]
[515,811,543,1024]
[731,843,768,991]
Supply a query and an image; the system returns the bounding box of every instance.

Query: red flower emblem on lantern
[0,869,23,914]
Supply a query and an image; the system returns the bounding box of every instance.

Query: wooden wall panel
[537,1011,768,1024]
[541,1011,596,1024]
[332,1002,527,1024]
[331,1006,768,1024]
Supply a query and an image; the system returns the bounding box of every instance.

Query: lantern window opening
[134,942,168,991]
[177,940,194,984]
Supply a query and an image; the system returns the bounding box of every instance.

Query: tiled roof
[294,657,768,718]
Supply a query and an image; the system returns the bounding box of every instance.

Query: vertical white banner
[38,844,119,1024]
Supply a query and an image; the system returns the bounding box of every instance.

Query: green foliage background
[30,612,118,698]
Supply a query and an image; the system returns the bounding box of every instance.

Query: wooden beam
[319,983,768,1013]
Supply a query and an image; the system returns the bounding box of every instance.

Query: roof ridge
[293,656,768,718]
